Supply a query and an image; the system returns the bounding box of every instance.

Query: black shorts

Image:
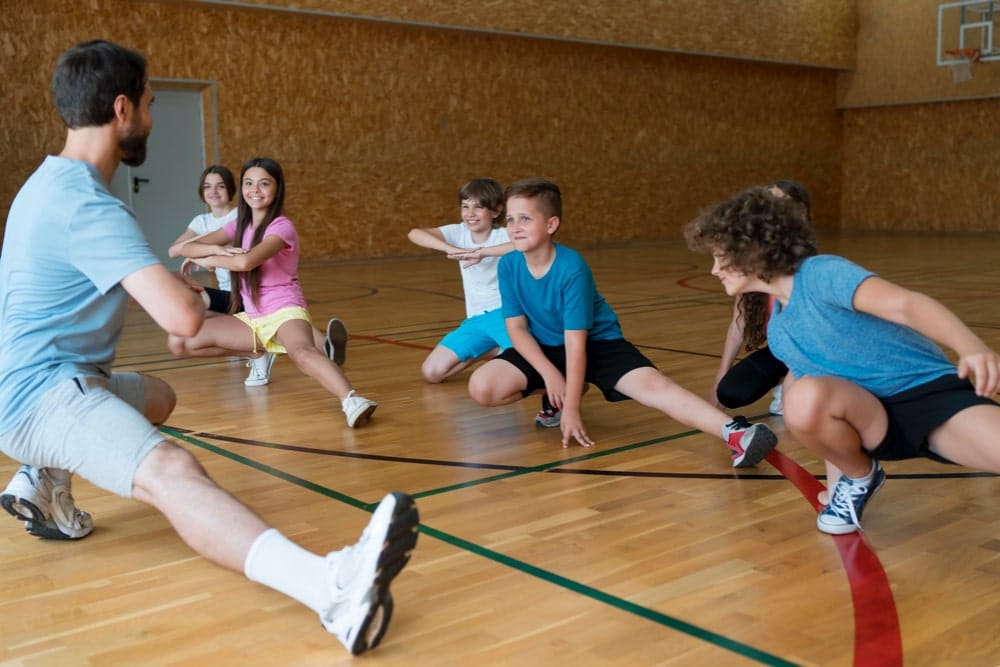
[496,338,655,402]
[871,374,998,462]
[205,287,232,314]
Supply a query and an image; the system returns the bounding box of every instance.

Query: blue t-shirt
[767,254,956,397]
[498,243,621,346]
[0,156,160,431]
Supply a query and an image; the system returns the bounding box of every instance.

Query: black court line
[159,425,797,666]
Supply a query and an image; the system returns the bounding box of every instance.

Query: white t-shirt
[438,223,510,317]
[187,208,237,291]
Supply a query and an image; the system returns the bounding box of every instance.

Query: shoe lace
[827,478,870,529]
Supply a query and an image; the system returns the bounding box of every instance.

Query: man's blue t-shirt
[0,156,160,431]
[498,243,621,346]
[767,254,956,397]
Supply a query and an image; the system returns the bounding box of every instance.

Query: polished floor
[1,234,999,666]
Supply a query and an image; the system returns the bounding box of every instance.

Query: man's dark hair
[51,40,147,129]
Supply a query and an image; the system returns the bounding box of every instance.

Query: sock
[244,528,331,615]
[848,460,877,485]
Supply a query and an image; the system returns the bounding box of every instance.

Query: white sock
[849,460,877,484]
[244,529,331,615]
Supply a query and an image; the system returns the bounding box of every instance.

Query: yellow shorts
[234,306,313,354]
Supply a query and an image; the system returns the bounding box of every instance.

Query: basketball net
[944,48,981,82]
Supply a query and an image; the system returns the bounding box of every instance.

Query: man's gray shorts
[0,373,164,497]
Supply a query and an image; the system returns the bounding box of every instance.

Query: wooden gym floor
[1,234,998,666]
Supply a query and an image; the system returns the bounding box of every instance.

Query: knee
[132,441,208,501]
[782,378,827,434]
[144,375,177,425]
[467,372,496,405]
[420,359,446,384]
[166,335,189,357]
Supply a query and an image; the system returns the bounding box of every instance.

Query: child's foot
[816,461,885,534]
[723,416,778,467]
[535,393,561,428]
[325,318,348,367]
[245,352,276,386]
[321,492,419,654]
[1,465,93,539]
[342,390,377,428]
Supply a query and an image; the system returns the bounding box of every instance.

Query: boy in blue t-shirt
[468,178,777,468]
[685,186,1000,535]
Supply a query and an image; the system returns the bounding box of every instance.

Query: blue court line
[159,424,797,666]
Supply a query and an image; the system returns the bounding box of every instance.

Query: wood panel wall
[0,0,842,261]
[219,0,857,69]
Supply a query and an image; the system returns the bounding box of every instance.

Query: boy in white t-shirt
[407,179,514,383]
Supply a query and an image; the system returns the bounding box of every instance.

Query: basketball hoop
[944,47,981,82]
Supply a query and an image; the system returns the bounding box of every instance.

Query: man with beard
[0,40,419,656]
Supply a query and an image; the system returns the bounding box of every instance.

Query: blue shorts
[439,309,512,362]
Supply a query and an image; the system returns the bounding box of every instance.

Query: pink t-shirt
[222,215,307,317]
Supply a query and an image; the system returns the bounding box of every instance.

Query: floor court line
[157,425,798,666]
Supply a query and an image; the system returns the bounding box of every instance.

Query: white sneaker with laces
[325,318,348,367]
[342,390,377,428]
[321,492,419,655]
[1,465,93,540]
[245,352,276,387]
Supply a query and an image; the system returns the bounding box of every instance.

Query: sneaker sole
[326,319,348,367]
[732,428,779,468]
[348,493,420,655]
[1,494,83,540]
[535,417,561,429]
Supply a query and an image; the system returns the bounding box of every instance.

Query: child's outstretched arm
[407,227,460,255]
[448,241,516,268]
[854,276,1000,396]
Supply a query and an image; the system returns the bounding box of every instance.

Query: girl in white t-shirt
[407,178,513,383]
[169,165,238,313]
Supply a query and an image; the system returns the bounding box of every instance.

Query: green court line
[158,423,796,666]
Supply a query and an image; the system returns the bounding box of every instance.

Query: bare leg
[613,367,735,437]
[131,441,269,570]
[167,314,259,357]
[276,319,354,399]
[782,375,888,478]
[468,358,530,405]
[928,404,1000,472]
[421,345,497,384]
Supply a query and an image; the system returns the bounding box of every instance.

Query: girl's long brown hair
[229,157,286,314]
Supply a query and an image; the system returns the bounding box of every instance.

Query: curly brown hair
[684,187,817,350]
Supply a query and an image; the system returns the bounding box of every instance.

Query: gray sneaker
[1,465,93,540]
[325,318,348,367]
[321,493,419,655]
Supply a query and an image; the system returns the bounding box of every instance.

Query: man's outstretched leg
[132,441,419,655]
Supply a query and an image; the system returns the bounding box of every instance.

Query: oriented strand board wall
[223,0,857,69]
[835,0,1000,233]
[0,0,842,260]
[842,98,1000,232]
[838,0,1000,107]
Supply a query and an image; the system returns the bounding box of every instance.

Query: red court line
[765,449,903,667]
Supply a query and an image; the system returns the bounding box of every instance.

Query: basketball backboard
[937,0,1000,66]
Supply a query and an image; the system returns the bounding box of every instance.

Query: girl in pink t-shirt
[168,157,376,428]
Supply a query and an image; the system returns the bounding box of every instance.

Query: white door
[109,88,206,271]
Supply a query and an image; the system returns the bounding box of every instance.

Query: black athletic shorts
[205,287,232,314]
[496,338,655,402]
[872,374,998,462]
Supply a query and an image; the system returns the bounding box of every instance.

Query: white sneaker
[325,318,348,367]
[769,384,783,416]
[1,465,93,540]
[321,492,419,655]
[245,352,276,387]
[342,390,377,428]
